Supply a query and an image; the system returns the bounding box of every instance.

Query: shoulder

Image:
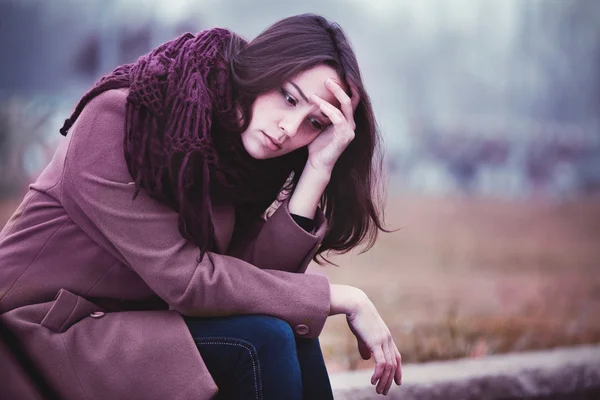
[81,88,129,123]
[65,88,132,183]
[72,88,129,137]
[69,88,129,156]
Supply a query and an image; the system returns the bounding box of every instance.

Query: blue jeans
[185,315,334,400]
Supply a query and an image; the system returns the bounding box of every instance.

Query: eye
[309,118,323,131]
[280,88,297,106]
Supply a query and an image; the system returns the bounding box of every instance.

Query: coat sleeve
[59,89,330,338]
[226,199,326,273]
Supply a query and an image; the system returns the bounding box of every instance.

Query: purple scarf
[59,28,273,252]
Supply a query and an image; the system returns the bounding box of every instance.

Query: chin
[241,135,268,160]
[247,148,269,160]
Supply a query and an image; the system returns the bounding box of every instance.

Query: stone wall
[331,344,600,399]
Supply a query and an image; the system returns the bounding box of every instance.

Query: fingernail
[326,78,334,85]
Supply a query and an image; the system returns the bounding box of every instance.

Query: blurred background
[1,0,599,372]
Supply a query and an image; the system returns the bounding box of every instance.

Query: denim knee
[249,315,296,352]
[247,315,302,399]
[185,315,305,399]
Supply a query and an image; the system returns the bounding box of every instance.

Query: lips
[262,131,282,151]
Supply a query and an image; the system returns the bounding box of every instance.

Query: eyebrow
[290,82,309,103]
[289,81,330,121]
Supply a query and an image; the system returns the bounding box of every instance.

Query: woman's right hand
[306,80,359,176]
[329,284,402,395]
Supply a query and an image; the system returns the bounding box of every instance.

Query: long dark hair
[61,14,387,262]
[222,14,388,261]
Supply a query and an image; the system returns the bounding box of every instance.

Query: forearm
[288,164,330,219]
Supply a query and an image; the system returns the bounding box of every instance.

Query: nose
[278,114,303,138]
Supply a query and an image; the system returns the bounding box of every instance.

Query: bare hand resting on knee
[329,284,402,396]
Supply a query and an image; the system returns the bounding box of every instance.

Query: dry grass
[312,194,600,372]
[3,194,600,372]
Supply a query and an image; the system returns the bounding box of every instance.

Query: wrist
[288,163,330,219]
[303,161,332,184]
[329,284,368,316]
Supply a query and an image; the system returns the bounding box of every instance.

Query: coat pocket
[59,306,217,400]
[40,288,104,333]
[2,290,217,400]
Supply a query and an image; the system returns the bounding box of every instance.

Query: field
[2,194,600,373]
[313,194,600,372]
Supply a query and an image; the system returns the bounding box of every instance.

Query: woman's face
[241,64,343,160]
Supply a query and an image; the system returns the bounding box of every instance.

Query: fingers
[311,94,355,147]
[378,339,394,395]
[370,337,396,395]
[373,335,402,395]
[311,94,345,126]
[325,79,356,130]
[370,345,385,386]
[349,82,361,112]
[394,349,403,385]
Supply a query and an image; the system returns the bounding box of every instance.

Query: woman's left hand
[307,79,360,175]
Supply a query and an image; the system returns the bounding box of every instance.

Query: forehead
[290,65,344,106]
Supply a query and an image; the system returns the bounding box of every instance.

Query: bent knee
[250,315,295,349]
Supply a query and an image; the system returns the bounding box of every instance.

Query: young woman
[0,14,401,399]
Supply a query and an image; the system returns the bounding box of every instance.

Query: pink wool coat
[0,89,331,399]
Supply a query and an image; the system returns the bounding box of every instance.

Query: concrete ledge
[330,344,600,399]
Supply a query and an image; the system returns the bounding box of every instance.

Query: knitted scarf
[59,28,293,252]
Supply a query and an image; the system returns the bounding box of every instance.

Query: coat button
[90,311,105,319]
[295,324,309,335]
